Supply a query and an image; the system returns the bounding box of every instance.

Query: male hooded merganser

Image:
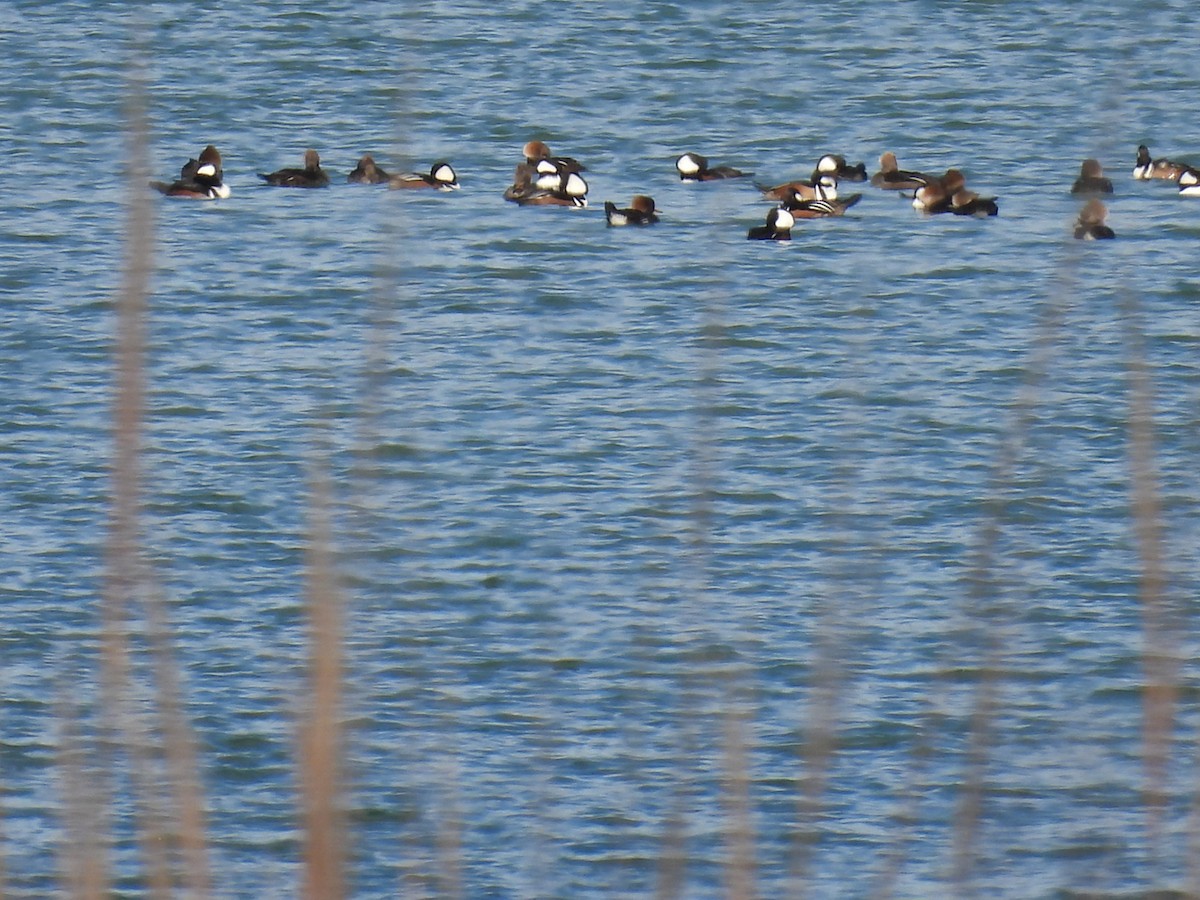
[950,189,999,217]
[780,192,862,219]
[812,153,867,182]
[604,195,658,225]
[1178,167,1200,189]
[259,149,330,187]
[150,144,230,199]
[676,152,752,181]
[756,173,838,203]
[1074,199,1115,239]
[871,152,933,191]
[1070,158,1113,194]
[747,207,795,241]
[1133,144,1194,181]
[388,161,459,190]
[512,170,588,207]
[347,154,391,184]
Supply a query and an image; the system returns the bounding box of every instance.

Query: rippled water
[3,0,1200,896]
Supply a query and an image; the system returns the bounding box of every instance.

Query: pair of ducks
[871,152,999,217]
[152,146,459,196]
[261,150,459,190]
[503,140,590,208]
[502,141,661,225]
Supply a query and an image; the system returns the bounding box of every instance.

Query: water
[3,0,1200,896]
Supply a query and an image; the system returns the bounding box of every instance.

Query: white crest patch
[676,154,700,175]
[197,163,216,177]
[433,163,456,185]
[566,173,588,197]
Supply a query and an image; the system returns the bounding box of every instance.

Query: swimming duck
[676,152,752,181]
[756,173,838,203]
[1070,158,1113,194]
[512,170,589,207]
[523,140,587,174]
[747,207,795,241]
[813,153,867,182]
[347,154,391,184]
[388,161,459,191]
[259,149,330,188]
[912,169,968,213]
[604,195,658,225]
[950,189,999,217]
[871,152,933,191]
[1133,144,1194,181]
[150,144,230,199]
[1074,199,1115,238]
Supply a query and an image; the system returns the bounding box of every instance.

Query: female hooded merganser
[747,207,795,241]
[512,170,588,207]
[871,152,932,191]
[259,149,330,187]
[388,161,459,191]
[604,195,658,225]
[676,152,752,181]
[1074,199,1115,239]
[756,173,838,203]
[912,169,968,213]
[523,140,586,174]
[950,189,999,217]
[780,192,862,219]
[1070,158,1113,194]
[150,144,230,199]
[1133,144,1194,181]
[347,154,391,183]
[812,153,867,182]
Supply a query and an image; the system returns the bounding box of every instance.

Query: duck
[871,152,933,191]
[950,189,999,217]
[1133,144,1194,181]
[150,144,230,199]
[388,161,459,191]
[756,173,838,203]
[604,195,658,226]
[912,169,968,213]
[1070,158,1113,194]
[523,140,586,174]
[676,152,752,181]
[512,170,589,207]
[259,149,330,188]
[780,192,862,219]
[347,154,391,184]
[747,207,795,241]
[1074,199,1115,239]
[812,153,867,182]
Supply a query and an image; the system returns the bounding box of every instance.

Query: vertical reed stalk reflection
[300,452,346,900]
[1121,285,1177,851]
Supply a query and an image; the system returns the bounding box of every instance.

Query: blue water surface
[2,1,1200,897]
